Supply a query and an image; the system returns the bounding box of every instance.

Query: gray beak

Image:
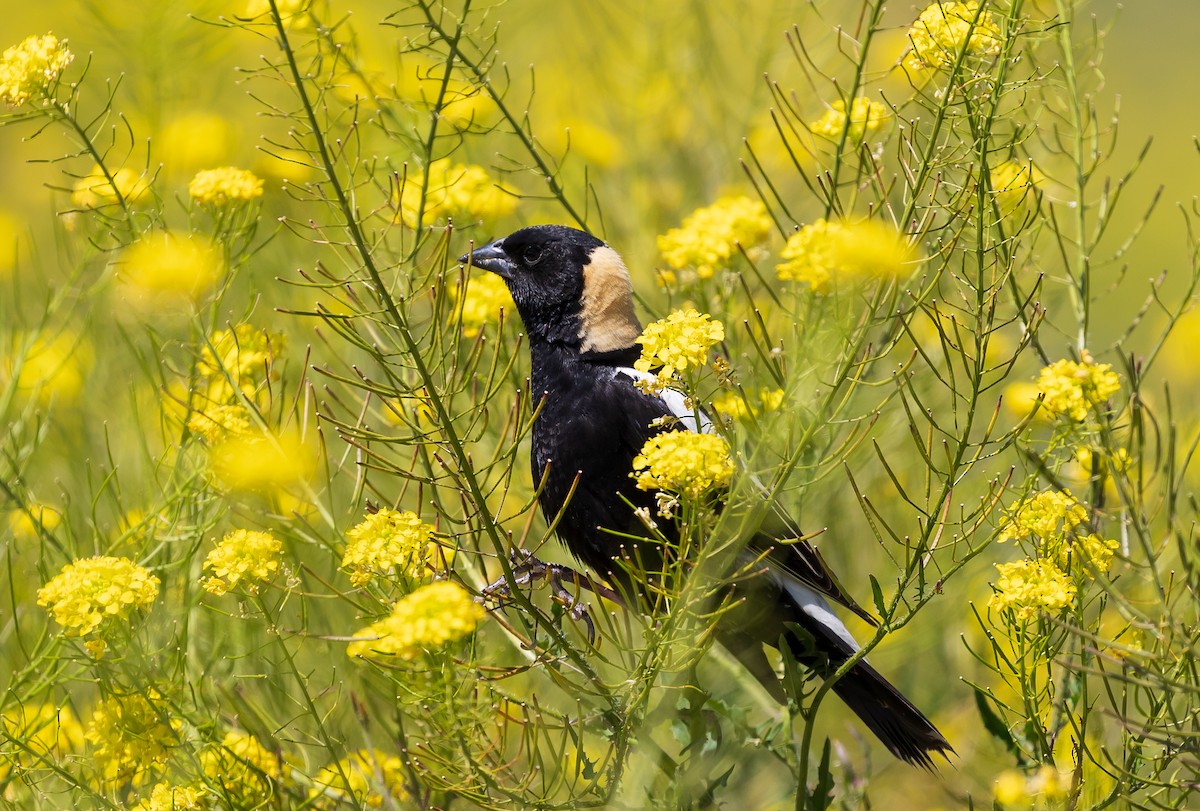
[459,240,515,278]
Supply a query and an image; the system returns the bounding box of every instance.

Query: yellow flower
[200,731,285,805]
[71,164,151,209]
[455,272,514,338]
[994,768,1029,806]
[115,231,223,307]
[990,160,1043,215]
[187,403,254,444]
[37,556,160,638]
[0,209,21,278]
[397,158,517,228]
[310,748,409,809]
[5,503,61,540]
[657,196,773,280]
[201,529,284,596]
[342,509,445,587]
[990,559,1075,620]
[634,309,725,375]
[159,112,234,176]
[810,97,890,142]
[208,429,316,492]
[348,581,485,660]
[188,167,264,205]
[129,783,208,811]
[86,693,179,785]
[2,330,92,405]
[711,388,785,421]
[998,490,1088,544]
[1034,351,1121,421]
[632,431,734,499]
[1002,380,1044,420]
[0,33,72,106]
[904,2,1002,72]
[1063,533,1119,575]
[197,324,286,403]
[0,703,84,779]
[776,219,915,291]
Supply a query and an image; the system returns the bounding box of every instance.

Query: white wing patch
[615,367,714,434]
[781,579,863,654]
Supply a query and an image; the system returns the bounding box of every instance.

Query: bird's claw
[481,549,616,644]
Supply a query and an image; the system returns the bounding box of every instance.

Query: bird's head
[459,224,642,354]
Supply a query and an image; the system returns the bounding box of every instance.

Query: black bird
[460,224,953,768]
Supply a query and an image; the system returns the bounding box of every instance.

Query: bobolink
[461,224,952,768]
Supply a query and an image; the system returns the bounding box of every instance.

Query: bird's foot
[481,549,618,643]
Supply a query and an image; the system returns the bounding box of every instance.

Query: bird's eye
[522,246,544,265]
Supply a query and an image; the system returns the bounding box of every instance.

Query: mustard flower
[632,431,734,499]
[310,748,409,809]
[1001,380,1044,420]
[711,388,785,421]
[2,330,92,405]
[997,490,1088,544]
[348,581,485,660]
[159,112,234,176]
[342,508,444,587]
[990,160,1042,215]
[71,165,151,209]
[197,323,285,402]
[776,219,915,291]
[990,559,1075,620]
[187,403,254,444]
[634,309,725,375]
[456,272,514,338]
[397,158,517,227]
[37,556,160,638]
[188,166,264,205]
[86,693,179,785]
[208,429,316,492]
[115,231,223,306]
[199,731,286,804]
[201,529,284,596]
[1062,533,1119,575]
[1034,351,1121,422]
[130,783,208,811]
[0,33,72,106]
[993,769,1029,806]
[6,503,62,540]
[0,703,84,778]
[904,2,1002,72]
[656,196,773,280]
[810,97,890,142]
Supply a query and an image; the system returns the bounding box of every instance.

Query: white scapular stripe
[781,579,863,653]
[615,367,714,434]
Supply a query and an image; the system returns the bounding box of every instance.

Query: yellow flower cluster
[1034,351,1121,421]
[903,1,1002,72]
[130,783,208,811]
[0,33,72,106]
[711,388,785,421]
[188,166,264,205]
[199,731,285,805]
[994,765,1072,807]
[989,559,1075,620]
[656,196,773,281]
[71,165,151,209]
[776,219,915,292]
[116,231,223,307]
[634,309,725,375]
[632,431,734,499]
[342,509,444,587]
[990,160,1042,215]
[310,748,410,809]
[187,403,254,444]
[455,272,514,338]
[208,429,316,492]
[86,693,179,785]
[0,704,84,779]
[200,529,284,596]
[2,331,92,406]
[198,324,286,402]
[810,97,890,142]
[398,158,517,228]
[5,503,62,540]
[348,581,485,660]
[37,556,160,637]
[997,490,1087,544]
